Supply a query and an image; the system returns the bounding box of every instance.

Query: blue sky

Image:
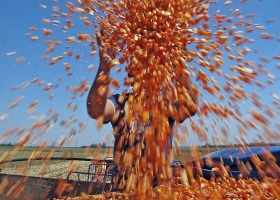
[0,0,280,147]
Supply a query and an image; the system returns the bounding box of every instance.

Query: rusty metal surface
[0,174,111,200]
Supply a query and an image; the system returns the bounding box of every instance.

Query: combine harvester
[0,146,280,199]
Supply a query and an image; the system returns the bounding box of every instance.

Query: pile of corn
[59,177,280,199]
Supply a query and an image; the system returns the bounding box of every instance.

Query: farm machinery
[0,146,280,199]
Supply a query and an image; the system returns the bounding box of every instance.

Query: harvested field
[0,160,92,180]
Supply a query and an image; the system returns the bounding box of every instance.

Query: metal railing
[66,157,115,192]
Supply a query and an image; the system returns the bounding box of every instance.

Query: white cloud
[29,115,38,120]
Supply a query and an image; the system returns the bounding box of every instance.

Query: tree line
[0,143,13,146]
[198,143,280,148]
[80,142,110,148]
